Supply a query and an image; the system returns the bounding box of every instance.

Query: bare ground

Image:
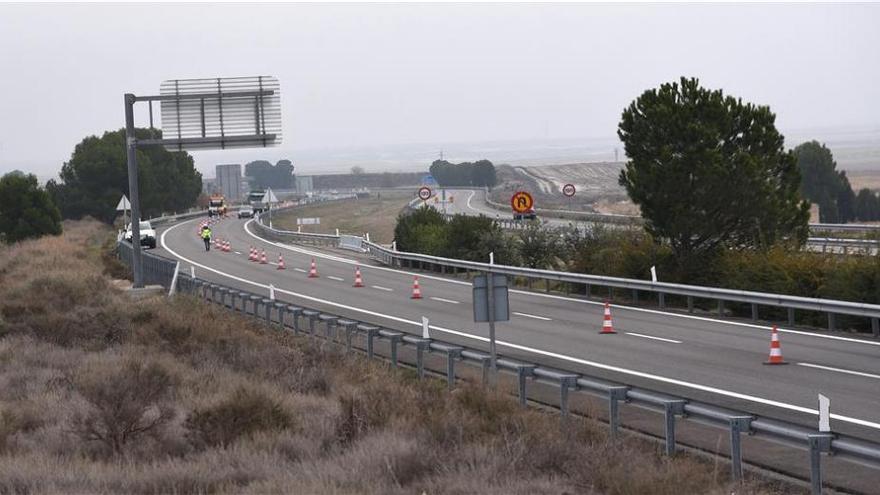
[272,190,414,244]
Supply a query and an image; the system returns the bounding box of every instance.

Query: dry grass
[0,221,800,494]
[272,190,413,243]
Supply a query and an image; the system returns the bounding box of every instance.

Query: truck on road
[207,194,227,217]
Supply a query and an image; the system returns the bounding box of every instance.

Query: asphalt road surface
[158,215,880,443]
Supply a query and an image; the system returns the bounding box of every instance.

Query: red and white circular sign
[562,183,576,197]
[418,186,432,201]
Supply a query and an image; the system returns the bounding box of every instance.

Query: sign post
[116,194,131,231]
[266,187,279,228]
[473,273,510,386]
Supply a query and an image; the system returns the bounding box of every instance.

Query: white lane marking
[430,296,460,304]
[514,312,552,321]
[327,276,345,282]
[625,332,682,344]
[234,251,242,255]
[241,220,880,348]
[465,190,476,212]
[371,285,393,292]
[293,268,307,273]
[796,362,880,380]
[162,220,880,431]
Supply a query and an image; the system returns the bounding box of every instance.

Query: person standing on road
[201,225,212,251]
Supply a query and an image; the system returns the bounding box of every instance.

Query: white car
[237,205,255,218]
[124,221,157,249]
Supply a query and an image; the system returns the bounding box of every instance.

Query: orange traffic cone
[411,276,422,299]
[764,325,788,365]
[249,247,257,262]
[308,258,319,278]
[277,254,286,270]
[260,250,268,264]
[599,302,616,334]
[353,265,364,287]
[223,240,230,252]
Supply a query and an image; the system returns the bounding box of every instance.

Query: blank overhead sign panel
[158,76,281,151]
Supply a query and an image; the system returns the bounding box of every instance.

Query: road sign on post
[418,186,432,202]
[266,187,279,227]
[122,76,281,287]
[510,191,534,213]
[562,183,576,197]
[473,273,510,386]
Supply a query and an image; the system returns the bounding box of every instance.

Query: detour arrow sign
[510,191,534,213]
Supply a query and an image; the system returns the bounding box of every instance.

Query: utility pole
[124,94,144,288]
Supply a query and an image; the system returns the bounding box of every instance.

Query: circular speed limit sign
[510,191,534,213]
[562,183,576,197]
[418,186,432,201]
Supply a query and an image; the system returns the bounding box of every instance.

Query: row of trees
[245,160,294,190]
[47,129,202,223]
[428,159,497,188]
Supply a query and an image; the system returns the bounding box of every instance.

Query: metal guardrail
[115,239,880,494]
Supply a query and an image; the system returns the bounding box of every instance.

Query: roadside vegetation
[0,219,799,493]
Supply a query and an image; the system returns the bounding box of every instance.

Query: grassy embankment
[272,190,414,244]
[0,220,797,493]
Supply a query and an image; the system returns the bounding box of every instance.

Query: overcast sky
[1,2,878,179]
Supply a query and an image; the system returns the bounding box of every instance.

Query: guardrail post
[663,400,686,456]
[632,289,639,303]
[237,291,248,313]
[336,320,357,352]
[389,334,403,368]
[359,325,379,358]
[788,307,796,326]
[516,365,536,407]
[414,339,430,379]
[718,300,725,316]
[216,287,227,308]
[558,376,577,418]
[728,416,752,482]
[827,313,835,332]
[274,303,286,329]
[320,315,339,340]
[249,295,261,317]
[873,317,879,338]
[808,434,833,495]
[303,310,319,335]
[658,292,665,309]
[687,296,694,313]
[751,303,758,321]
[608,387,629,440]
[445,348,462,389]
[288,307,303,335]
[263,299,272,323]
[585,284,591,299]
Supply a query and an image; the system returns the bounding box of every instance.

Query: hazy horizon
[1,3,878,181]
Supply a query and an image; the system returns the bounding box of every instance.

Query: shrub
[185,388,294,449]
[70,359,176,455]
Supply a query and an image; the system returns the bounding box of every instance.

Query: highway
[157,212,880,444]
